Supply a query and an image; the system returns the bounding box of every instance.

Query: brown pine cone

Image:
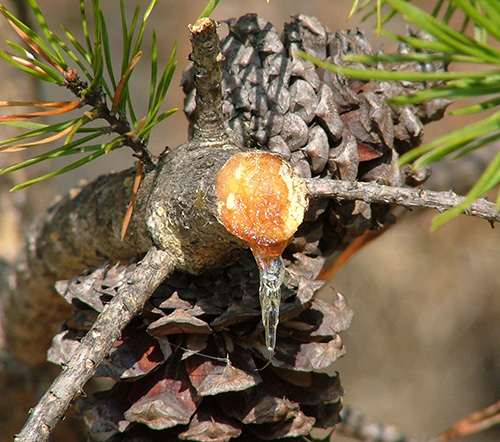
[182,14,448,258]
[46,14,448,442]
[49,252,352,441]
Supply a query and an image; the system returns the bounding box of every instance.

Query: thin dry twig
[316,226,389,281]
[438,400,500,441]
[14,248,175,442]
[306,179,500,224]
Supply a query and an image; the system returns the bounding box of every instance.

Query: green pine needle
[399,112,500,167]
[432,151,500,230]
[148,31,158,110]
[61,25,92,65]
[10,148,106,191]
[451,96,500,116]
[199,0,221,19]
[0,1,177,187]
[79,0,93,58]
[0,133,103,175]
[344,0,500,227]
[26,0,66,67]
[298,51,499,82]
[99,11,116,89]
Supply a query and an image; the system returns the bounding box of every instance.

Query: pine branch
[0,0,178,188]
[14,247,175,442]
[306,179,499,224]
[11,18,247,439]
[3,16,240,368]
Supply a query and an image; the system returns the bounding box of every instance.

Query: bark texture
[5,141,248,367]
[307,179,500,223]
[189,18,228,145]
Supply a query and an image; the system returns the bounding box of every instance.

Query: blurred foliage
[0,0,177,190]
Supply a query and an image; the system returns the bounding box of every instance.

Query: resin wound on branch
[216,152,308,352]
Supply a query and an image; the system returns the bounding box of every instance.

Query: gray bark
[189,18,228,146]
[307,179,499,224]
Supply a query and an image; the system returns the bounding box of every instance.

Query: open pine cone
[47,13,447,442]
[49,252,352,441]
[183,14,448,258]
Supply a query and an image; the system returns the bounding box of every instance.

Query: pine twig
[306,179,500,224]
[189,17,228,146]
[438,400,500,441]
[63,69,155,169]
[14,247,175,442]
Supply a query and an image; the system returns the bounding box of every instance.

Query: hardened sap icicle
[254,254,285,353]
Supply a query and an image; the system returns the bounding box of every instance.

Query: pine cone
[49,252,352,441]
[182,14,448,257]
[47,14,447,442]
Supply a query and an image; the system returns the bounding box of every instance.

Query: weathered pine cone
[47,14,447,442]
[183,14,448,258]
[49,252,352,441]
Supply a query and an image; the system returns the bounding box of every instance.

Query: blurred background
[0,1,498,441]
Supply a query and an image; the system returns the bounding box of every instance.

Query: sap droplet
[215,152,308,357]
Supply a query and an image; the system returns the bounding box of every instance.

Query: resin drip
[254,253,285,352]
[215,151,308,353]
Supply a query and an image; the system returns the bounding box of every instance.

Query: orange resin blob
[215,151,307,259]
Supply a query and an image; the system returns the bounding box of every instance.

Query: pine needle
[121,161,144,240]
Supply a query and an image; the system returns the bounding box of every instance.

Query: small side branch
[438,399,500,441]
[189,17,228,145]
[306,179,500,224]
[63,69,155,169]
[14,248,175,442]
